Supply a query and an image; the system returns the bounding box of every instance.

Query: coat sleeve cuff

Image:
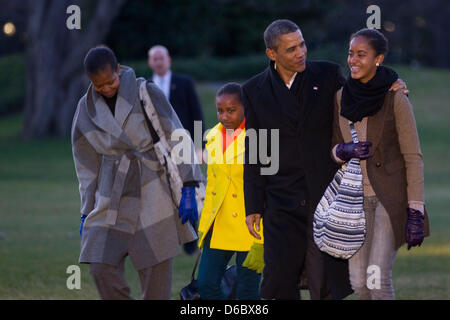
[408,201,424,214]
[332,144,345,164]
[183,180,199,187]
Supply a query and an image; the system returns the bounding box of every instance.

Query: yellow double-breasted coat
[198,123,263,251]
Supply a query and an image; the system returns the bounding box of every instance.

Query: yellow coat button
[232,193,237,198]
[232,213,237,217]
[212,191,216,195]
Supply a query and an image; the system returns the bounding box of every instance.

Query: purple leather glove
[405,207,424,250]
[178,186,198,225]
[336,141,372,162]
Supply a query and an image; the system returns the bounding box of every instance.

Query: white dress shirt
[275,63,297,89]
[152,70,172,100]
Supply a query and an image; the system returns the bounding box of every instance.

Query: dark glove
[336,141,372,162]
[405,207,424,250]
[178,186,198,225]
[183,239,198,255]
[79,215,87,237]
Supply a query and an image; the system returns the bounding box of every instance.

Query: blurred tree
[23,0,125,138]
[316,0,450,68]
[3,0,448,137]
[106,0,339,59]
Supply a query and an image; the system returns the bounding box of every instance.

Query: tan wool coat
[332,89,430,249]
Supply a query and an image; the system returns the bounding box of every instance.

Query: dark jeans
[197,231,261,300]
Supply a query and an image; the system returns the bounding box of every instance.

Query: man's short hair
[148,45,169,58]
[84,45,118,75]
[264,19,300,50]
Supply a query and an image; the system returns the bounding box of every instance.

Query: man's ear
[265,48,276,61]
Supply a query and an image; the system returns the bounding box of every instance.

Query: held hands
[178,186,198,225]
[336,141,372,162]
[405,207,425,250]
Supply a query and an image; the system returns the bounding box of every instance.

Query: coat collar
[257,60,320,140]
[338,90,396,153]
[85,65,138,145]
[205,123,246,165]
[256,60,320,89]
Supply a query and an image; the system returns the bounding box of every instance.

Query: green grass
[0,66,449,299]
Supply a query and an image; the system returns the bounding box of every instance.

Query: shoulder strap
[349,121,359,144]
[191,252,202,281]
[137,79,160,144]
[139,99,160,143]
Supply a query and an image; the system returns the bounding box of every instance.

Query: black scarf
[341,65,398,122]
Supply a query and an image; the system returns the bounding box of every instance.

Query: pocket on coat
[384,158,405,174]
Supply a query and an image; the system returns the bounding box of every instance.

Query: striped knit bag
[313,122,365,259]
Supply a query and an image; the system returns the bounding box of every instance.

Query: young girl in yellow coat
[197,83,264,300]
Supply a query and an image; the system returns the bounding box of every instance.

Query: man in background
[148,45,205,156]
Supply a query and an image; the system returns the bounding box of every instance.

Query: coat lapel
[85,66,140,147]
[267,62,302,127]
[367,91,394,152]
[169,75,177,102]
[224,127,246,164]
[86,85,124,142]
[205,124,224,165]
[114,66,138,129]
[297,62,318,139]
[205,123,245,172]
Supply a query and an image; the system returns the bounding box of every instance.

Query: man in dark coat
[148,45,205,152]
[243,19,352,300]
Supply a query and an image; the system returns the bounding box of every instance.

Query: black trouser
[260,203,332,300]
[260,204,308,300]
[304,206,333,300]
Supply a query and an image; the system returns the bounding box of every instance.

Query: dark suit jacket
[168,73,205,143]
[242,60,352,299]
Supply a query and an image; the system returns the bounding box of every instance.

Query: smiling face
[266,30,307,75]
[348,36,384,83]
[216,93,244,130]
[88,65,121,98]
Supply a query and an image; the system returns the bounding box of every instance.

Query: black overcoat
[242,60,352,299]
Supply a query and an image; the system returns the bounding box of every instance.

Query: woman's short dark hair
[264,19,300,50]
[350,28,389,56]
[84,45,118,75]
[216,82,243,102]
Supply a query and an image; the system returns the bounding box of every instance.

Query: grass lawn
[0,65,449,299]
